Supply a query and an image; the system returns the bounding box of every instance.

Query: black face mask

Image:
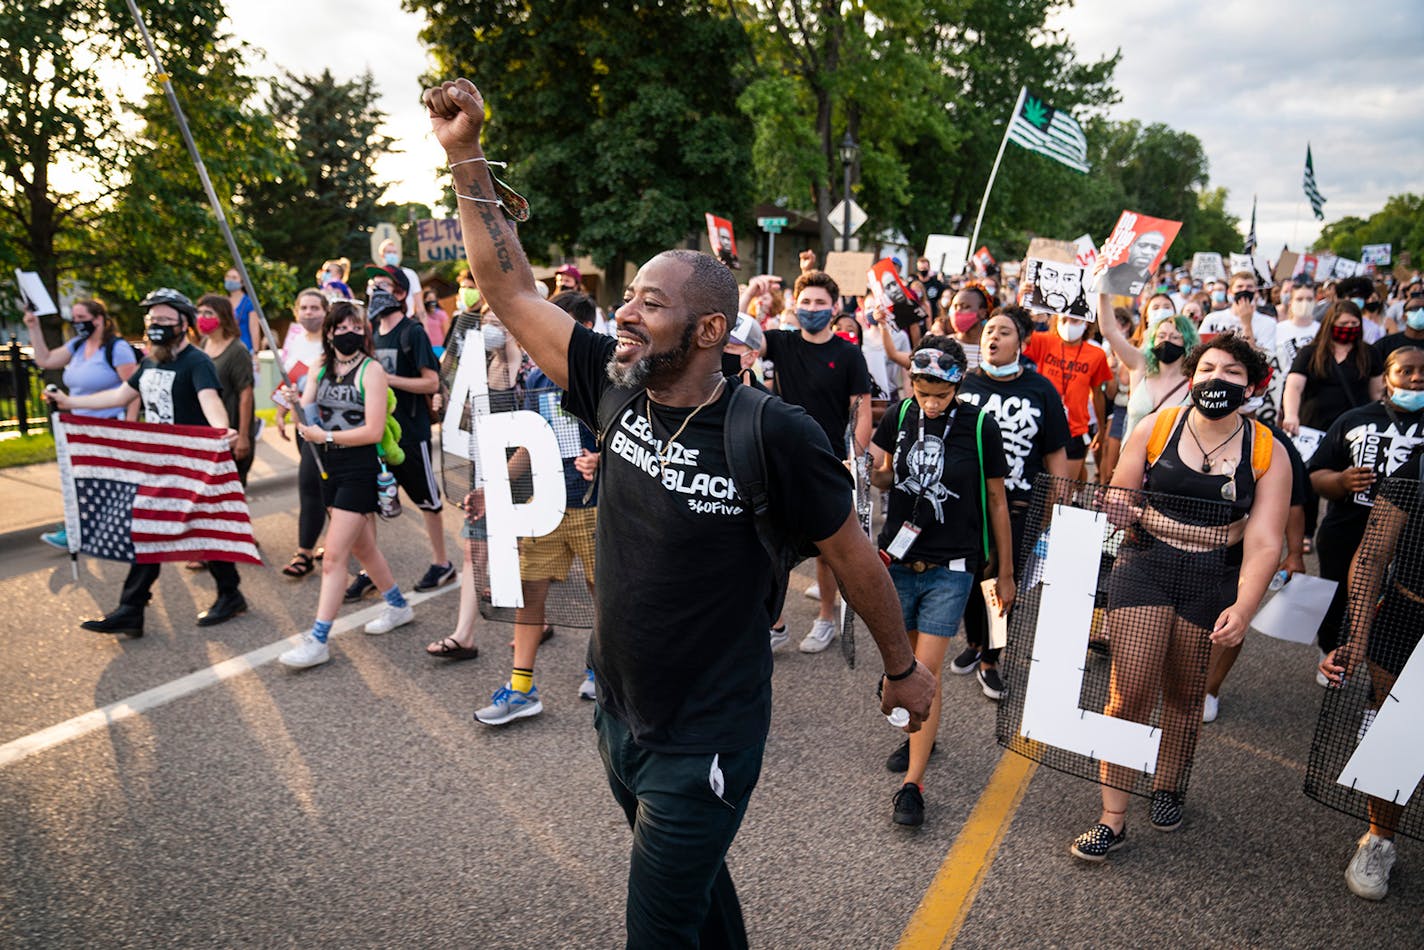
[73,320,96,340]
[332,331,365,356]
[721,352,744,379]
[146,323,181,345]
[1152,341,1185,365]
[1191,379,1247,419]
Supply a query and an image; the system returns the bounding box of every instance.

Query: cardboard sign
[923,234,969,277]
[1023,258,1091,319]
[1274,251,1299,282]
[869,258,925,330]
[1192,252,1227,283]
[823,251,876,299]
[1361,243,1392,266]
[705,213,739,269]
[416,218,465,263]
[1025,237,1078,265]
[1097,211,1182,296]
[1073,234,1098,268]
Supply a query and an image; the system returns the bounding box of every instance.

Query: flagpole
[122,0,290,388]
[967,87,1026,271]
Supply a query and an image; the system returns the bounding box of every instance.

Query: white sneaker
[804,582,821,600]
[1202,693,1219,723]
[279,632,330,670]
[799,618,836,653]
[770,626,790,650]
[1345,832,1396,900]
[365,602,414,635]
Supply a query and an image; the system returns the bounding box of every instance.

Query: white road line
[0,584,458,771]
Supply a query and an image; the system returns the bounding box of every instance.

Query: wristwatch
[325,429,334,446]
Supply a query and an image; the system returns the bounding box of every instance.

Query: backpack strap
[596,385,645,450]
[897,397,914,430]
[974,408,989,562]
[1146,405,1186,467]
[1248,419,1273,481]
[102,336,118,373]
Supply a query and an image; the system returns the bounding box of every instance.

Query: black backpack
[596,380,817,620]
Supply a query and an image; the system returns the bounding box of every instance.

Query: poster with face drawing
[705,213,740,270]
[1096,210,1181,296]
[869,257,925,330]
[1024,258,1091,319]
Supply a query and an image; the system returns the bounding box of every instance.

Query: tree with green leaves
[406,0,755,289]
[1316,194,1424,269]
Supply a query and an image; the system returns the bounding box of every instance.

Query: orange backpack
[1146,406,1273,479]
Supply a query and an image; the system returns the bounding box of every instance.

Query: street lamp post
[839,132,858,252]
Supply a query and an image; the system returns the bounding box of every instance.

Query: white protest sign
[1250,574,1338,644]
[1229,253,1254,275]
[1073,234,1098,268]
[442,327,565,607]
[1292,425,1326,464]
[1315,253,1338,281]
[923,234,969,276]
[1191,252,1226,283]
[1018,505,1163,772]
[1337,645,1424,802]
[14,270,57,316]
[1361,244,1392,267]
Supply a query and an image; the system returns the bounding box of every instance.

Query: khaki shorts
[518,506,596,582]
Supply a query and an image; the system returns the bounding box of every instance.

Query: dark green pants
[595,707,764,950]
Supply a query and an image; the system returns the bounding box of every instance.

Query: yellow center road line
[896,749,1038,950]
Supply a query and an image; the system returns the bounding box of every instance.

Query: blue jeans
[889,562,974,637]
[595,707,764,949]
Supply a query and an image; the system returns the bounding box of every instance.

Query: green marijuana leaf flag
[1022,97,1049,129]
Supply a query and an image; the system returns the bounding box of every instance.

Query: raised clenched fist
[423,79,486,161]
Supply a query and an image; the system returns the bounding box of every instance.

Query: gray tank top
[316,359,368,432]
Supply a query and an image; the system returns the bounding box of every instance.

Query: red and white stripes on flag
[54,413,261,564]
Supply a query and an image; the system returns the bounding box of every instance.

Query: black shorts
[1065,433,1089,461]
[319,444,380,514]
[1368,587,1424,676]
[389,439,442,511]
[1106,529,1240,631]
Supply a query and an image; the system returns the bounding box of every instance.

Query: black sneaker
[892,782,924,826]
[977,665,1004,701]
[1150,790,1183,832]
[344,572,376,603]
[885,739,937,772]
[414,562,457,592]
[948,646,980,675]
[1070,823,1127,862]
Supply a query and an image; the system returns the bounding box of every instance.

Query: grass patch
[0,432,57,469]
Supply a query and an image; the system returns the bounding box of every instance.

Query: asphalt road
[1,477,1420,948]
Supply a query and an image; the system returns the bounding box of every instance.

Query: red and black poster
[705,213,740,269]
[1097,211,1181,296]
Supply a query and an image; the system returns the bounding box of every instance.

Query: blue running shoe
[40,529,67,551]
[474,682,543,726]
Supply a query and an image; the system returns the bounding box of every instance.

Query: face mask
[146,322,181,345]
[1349,297,1366,310]
[1241,395,1265,415]
[1057,320,1086,343]
[1178,282,1192,295]
[1210,290,1227,304]
[1331,324,1362,344]
[224,278,242,293]
[1291,300,1313,317]
[984,283,997,297]
[383,252,400,266]
[917,268,930,278]
[72,320,96,340]
[834,330,859,344]
[332,331,365,356]
[983,356,1020,379]
[459,287,481,310]
[482,324,508,350]
[368,290,400,318]
[1147,308,1175,324]
[951,309,980,333]
[299,316,325,334]
[1152,341,1185,365]
[1390,388,1424,412]
[196,314,221,336]
[1406,309,1424,331]
[796,307,833,333]
[1191,378,1246,419]
[325,270,342,283]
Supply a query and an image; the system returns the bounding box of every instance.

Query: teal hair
[1141,315,1200,376]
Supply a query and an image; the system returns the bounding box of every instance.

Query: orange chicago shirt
[1024,331,1112,438]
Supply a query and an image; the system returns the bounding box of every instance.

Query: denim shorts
[889,562,975,638]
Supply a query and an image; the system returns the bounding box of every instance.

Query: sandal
[282,552,316,579]
[426,636,479,661]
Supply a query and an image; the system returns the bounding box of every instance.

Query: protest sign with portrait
[1096,211,1181,296]
[868,258,925,330]
[1023,258,1091,319]
[705,213,740,269]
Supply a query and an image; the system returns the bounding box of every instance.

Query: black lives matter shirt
[563,325,851,753]
[957,368,1070,506]
[126,344,221,426]
[762,329,872,454]
[1309,401,1424,535]
[373,315,440,444]
[872,399,1007,571]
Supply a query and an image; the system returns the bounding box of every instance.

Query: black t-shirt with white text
[762,329,872,454]
[126,344,221,426]
[1309,401,1424,534]
[562,324,852,753]
[957,367,1070,507]
[373,315,440,443]
[872,399,1008,570]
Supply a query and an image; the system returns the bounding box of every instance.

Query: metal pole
[122,0,290,388]
[767,229,776,277]
[968,87,1026,268]
[843,161,853,253]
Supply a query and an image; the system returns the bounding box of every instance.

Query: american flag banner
[54,413,261,564]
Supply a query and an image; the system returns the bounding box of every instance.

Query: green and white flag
[1006,87,1090,174]
[1303,144,1327,221]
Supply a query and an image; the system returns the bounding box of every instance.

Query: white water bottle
[887,707,909,728]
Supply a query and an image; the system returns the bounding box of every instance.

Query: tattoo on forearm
[476,202,515,274]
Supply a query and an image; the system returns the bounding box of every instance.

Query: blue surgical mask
[1406,309,1424,332]
[1177,282,1191,295]
[796,307,833,333]
[983,357,1020,379]
[224,277,242,292]
[1210,290,1227,304]
[1390,388,1424,413]
[384,252,400,266]
[1350,297,1366,310]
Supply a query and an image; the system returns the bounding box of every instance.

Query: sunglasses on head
[910,348,965,383]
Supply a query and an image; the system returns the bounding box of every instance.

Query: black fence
[0,341,51,435]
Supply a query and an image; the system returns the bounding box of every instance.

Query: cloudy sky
[223,0,1424,261]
